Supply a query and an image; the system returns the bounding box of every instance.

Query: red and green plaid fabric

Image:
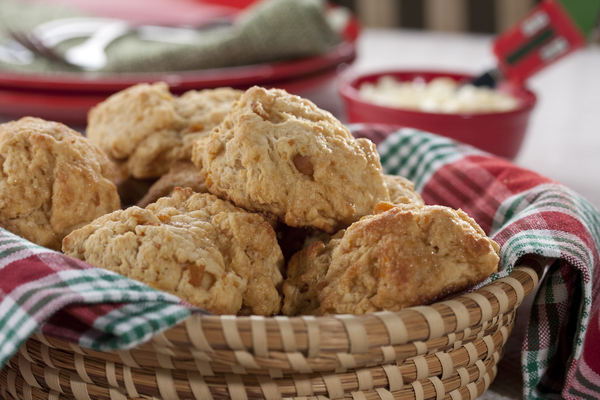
[1,125,598,399]
[0,231,203,365]
[354,124,600,399]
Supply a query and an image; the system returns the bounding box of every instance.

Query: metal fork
[7,20,132,70]
[63,20,130,71]
[7,28,73,66]
[5,17,233,71]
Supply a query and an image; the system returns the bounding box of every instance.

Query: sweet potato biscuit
[282,202,500,316]
[86,83,242,179]
[137,161,207,208]
[62,188,284,316]
[281,231,343,316]
[194,86,390,233]
[175,87,243,134]
[383,174,424,205]
[0,117,120,250]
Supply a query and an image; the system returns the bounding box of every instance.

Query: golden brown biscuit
[62,188,284,316]
[136,161,207,208]
[194,86,390,233]
[86,83,242,179]
[0,117,120,250]
[383,174,424,205]
[282,202,500,316]
[280,231,343,316]
[175,87,243,134]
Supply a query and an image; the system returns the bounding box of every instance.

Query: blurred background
[0,0,598,212]
[334,0,537,33]
[321,0,600,215]
[331,0,599,46]
[333,0,567,33]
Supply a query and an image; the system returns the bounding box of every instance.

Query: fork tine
[7,28,77,67]
[27,33,67,63]
[7,30,38,54]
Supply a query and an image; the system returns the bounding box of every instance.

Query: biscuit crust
[62,188,284,316]
[194,86,390,233]
[281,232,342,316]
[282,202,500,315]
[0,117,120,250]
[383,174,424,206]
[87,83,242,179]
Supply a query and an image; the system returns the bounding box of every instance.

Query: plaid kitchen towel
[0,230,205,367]
[354,124,600,400]
[0,125,599,399]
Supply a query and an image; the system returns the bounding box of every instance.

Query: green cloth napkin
[0,0,341,74]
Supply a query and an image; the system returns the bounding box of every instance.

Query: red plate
[0,1,358,124]
[0,40,356,95]
[0,1,359,94]
[0,61,353,125]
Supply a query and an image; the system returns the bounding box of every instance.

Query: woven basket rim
[1,360,500,400]
[1,262,542,400]
[147,264,540,353]
[25,263,541,357]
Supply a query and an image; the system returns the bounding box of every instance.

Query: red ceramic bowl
[339,70,537,159]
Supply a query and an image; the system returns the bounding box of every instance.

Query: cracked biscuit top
[62,188,284,316]
[193,86,390,234]
[86,82,242,179]
[0,117,120,250]
[282,202,500,316]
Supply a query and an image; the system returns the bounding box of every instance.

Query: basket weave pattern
[0,266,539,400]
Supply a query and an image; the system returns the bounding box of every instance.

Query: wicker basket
[0,264,539,400]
